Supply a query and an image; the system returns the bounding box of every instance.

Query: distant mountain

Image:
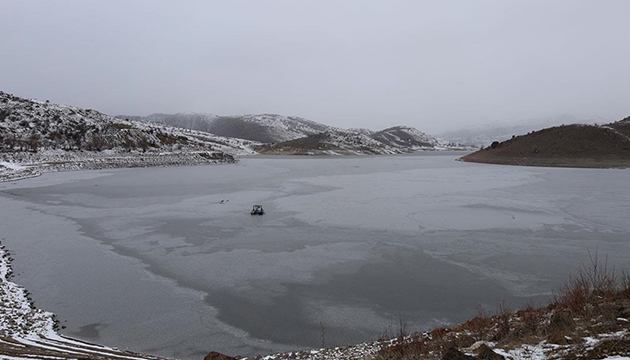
[130,113,332,143]
[436,116,601,147]
[128,113,472,155]
[460,116,630,168]
[372,126,440,149]
[129,113,219,134]
[210,114,332,143]
[259,126,473,155]
[0,92,258,156]
[258,129,402,155]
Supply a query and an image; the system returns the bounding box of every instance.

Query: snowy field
[0,152,629,360]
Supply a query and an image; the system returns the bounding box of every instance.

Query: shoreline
[459,155,630,169]
[0,241,170,360]
[0,150,237,182]
[0,238,392,360]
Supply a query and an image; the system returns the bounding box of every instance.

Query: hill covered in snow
[0,91,259,181]
[0,92,257,155]
[126,113,220,134]
[259,126,473,155]
[131,113,473,155]
[133,113,333,144]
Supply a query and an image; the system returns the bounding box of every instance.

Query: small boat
[251,205,264,215]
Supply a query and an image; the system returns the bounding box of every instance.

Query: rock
[204,351,237,360]
[442,347,478,360]
[467,341,486,351]
[475,344,504,360]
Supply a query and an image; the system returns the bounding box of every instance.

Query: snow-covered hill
[372,126,440,149]
[0,91,262,181]
[259,129,403,155]
[259,126,474,155]
[130,112,473,154]
[0,92,257,156]
[127,112,220,134]
[211,114,333,143]
[129,113,333,143]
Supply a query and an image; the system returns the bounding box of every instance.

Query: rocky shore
[0,150,236,182]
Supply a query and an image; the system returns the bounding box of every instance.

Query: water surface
[1,153,629,359]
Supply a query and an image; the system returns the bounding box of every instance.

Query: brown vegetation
[372,253,630,360]
[461,117,630,168]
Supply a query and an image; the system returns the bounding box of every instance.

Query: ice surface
[1,152,629,359]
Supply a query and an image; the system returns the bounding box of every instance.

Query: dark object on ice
[203,351,237,360]
[251,204,264,215]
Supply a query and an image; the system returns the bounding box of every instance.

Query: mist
[1,0,629,133]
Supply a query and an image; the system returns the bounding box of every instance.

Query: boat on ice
[251,205,264,215]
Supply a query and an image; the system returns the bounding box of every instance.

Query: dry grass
[371,252,630,360]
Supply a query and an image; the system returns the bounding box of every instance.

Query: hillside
[129,113,220,134]
[210,114,332,143]
[257,130,403,155]
[460,117,630,168]
[134,113,332,143]
[0,91,259,181]
[259,126,472,155]
[435,116,597,147]
[131,113,472,154]
[371,126,463,150]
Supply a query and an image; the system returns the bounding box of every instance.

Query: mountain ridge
[130,112,473,154]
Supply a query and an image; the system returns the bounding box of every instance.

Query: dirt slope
[460,117,630,168]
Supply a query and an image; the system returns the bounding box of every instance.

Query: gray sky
[1,0,629,133]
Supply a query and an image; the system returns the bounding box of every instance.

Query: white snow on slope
[0,91,259,157]
[0,162,25,171]
[231,114,333,142]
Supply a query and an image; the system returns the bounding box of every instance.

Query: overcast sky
[1,1,629,133]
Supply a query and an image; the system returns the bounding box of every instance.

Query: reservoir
[1,152,629,359]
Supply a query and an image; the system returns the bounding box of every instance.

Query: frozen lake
[1,152,629,359]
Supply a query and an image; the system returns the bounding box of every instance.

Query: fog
[1,0,629,133]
